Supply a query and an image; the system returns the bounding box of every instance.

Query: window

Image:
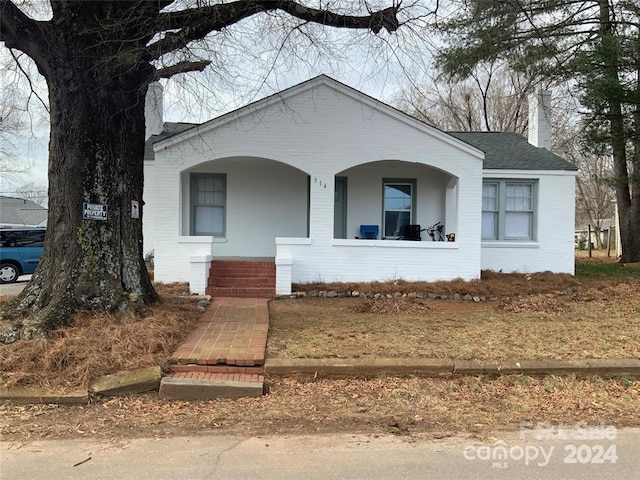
[191,173,226,236]
[482,180,536,241]
[383,179,416,238]
[0,229,45,248]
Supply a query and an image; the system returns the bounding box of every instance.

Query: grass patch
[576,261,640,278]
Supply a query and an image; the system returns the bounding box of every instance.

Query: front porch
[274,237,475,296]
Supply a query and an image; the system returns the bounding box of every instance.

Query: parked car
[0,228,46,283]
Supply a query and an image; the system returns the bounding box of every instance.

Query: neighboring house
[143,76,577,296]
[0,196,48,228]
[575,218,616,249]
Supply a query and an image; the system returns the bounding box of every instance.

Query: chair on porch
[402,224,422,241]
[360,225,379,240]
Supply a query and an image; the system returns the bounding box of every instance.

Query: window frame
[190,173,227,236]
[482,179,537,242]
[382,178,417,239]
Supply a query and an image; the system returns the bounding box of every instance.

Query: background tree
[394,61,537,133]
[437,0,640,262]
[13,182,48,207]
[0,0,418,332]
[553,109,616,249]
[0,84,31,184]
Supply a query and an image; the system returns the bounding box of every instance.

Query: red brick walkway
[167,297,268,384]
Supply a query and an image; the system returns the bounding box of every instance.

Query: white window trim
[482,179,537,242]
[190,173,227,237]
[382,178,417,239]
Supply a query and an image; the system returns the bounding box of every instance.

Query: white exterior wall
[481,170,576,274]
[340,161,452,239]
[142,161,156,257]
[151,79,484,285]
[180,158,308,256]
[276,241,473,284]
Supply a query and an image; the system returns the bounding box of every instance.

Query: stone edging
[264,357,640,378]
[277,287,581,302]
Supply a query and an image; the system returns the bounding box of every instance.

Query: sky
[0,1,437,200]
[0,69,410,199]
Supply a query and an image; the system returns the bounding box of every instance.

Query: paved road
[2,429,638,479]
[0,275,29,298]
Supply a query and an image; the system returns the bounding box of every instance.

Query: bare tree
[13,181,48,208]
[554,113,616,249]
[0,0,429,332]
[394,62,539,133]
[0,84,31,183]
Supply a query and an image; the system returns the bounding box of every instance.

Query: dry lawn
[1,375,638,441]
[0,283,201,389]
[268,261,640,361]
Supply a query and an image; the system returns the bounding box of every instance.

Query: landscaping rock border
[277,287,581,302]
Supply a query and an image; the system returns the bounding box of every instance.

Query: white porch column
[275,256,293,295]
[445,178,458,238]
[189,254,213,295]
[308,175,335,242]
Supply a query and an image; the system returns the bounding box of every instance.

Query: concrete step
[159,373,264,400]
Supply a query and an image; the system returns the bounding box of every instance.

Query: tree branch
[0,0,47,49]
[154,60,212,79]
[147,0,399,61]
[0,0,52,74]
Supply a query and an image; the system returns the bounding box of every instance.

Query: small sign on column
[131,200,140,219]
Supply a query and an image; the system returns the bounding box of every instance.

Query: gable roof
[448,131,578,171]
[0,196,48,227]
[153,75,484,159]
[146,76,576,172]
[144,122,197,161]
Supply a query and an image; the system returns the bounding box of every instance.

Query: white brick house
[143,76,577,295]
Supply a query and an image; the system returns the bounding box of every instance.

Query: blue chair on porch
[360,225,379,240]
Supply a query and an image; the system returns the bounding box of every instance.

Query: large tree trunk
[598,0,640,262]
[11,58,159,332]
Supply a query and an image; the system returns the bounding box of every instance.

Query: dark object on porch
[402,224,422,241]
[360,225,379,239]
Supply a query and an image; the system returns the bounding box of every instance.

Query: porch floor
[160,297,268,399]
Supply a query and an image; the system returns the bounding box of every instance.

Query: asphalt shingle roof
[0,196,48,227]
[144,122,197,161]
[448,131,577,171]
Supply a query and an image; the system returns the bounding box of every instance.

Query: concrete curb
[88,366,163,396]
[265,357,640,378]
[2,358,639,405]
[453,358,640,377]
[0,386,88,405]
[264,358,454,376]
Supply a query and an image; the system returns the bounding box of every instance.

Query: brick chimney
[145,82,164,140]
[528,90,552,150]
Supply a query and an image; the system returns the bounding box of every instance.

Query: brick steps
[210,277,276,287]
[162,297,269,400]
[206,260,276,298]
[169,365,264,374]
